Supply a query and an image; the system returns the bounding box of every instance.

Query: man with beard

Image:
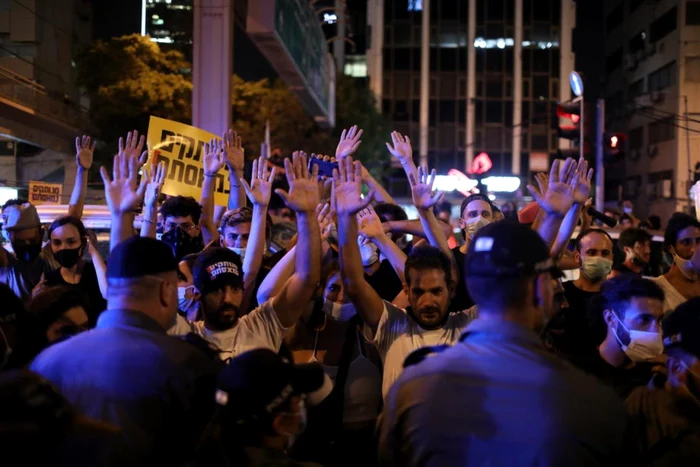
[609,228,652,278]
[653,213,700,313]
[378,221,629,466]
[544,228,614,366]
[335,156,477,397]
[169,152,322,361]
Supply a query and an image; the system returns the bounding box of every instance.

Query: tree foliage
[76,34,390,177]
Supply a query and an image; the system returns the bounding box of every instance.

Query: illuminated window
[408,0,422,11]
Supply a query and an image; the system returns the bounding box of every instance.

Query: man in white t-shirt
[169,152,322,360]
[334,156,477,396]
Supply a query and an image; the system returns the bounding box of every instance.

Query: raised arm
[222,129,247,211]
[550,159,593,257]
[67,135,95,219]
[358,205,407,283]
[383,218,453,241]
[239,156,277,312]
[528,158,577,252]
[100,131,148,252]
[200,138,225,246]
[335,156,385,331]
[86,230,107,299]
[386,130,418,184]
[270,152,321,327]
[140,162,165,238]
[409,166,451,257]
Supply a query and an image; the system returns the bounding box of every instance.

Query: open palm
[336,125,363,159]
[223,129,244,170]
[144,161,166,207]
[411,165,444,210]
[528,158,577,217]
[242,156,277,207]
[385,131,413,165]
[333,156,373,215]
[100,153,147,215]
[203,138,225,176]
[75,135,95,170]
[357,206,384,239]
[571,158,593,204]
[275,151,319,213]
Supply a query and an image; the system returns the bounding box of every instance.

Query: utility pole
[512,0,523,177]
[685,95,693,212]
[419,0,430,168]
[595,98,605,212]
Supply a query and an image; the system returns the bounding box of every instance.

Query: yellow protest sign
[28,181,62,205]
[146,116,232,206]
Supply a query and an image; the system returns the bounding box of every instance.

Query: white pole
[512,0,523,176]
[368,0,384,110]
[419,0,430,168]
[466,0,476,172]
[595,98,605,211]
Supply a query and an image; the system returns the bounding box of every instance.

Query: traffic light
[604,132,625,163]
[556,98,583,159]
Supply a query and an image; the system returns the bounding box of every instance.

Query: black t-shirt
[544,281,599,368]
[249,248,288,310]
[585,353,656,400]
[614,263,642,276]
[450,246,474,313]
[45,261,106,326]
[365,259,403,302]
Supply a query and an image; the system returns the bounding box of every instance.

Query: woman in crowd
[42,216,107,325]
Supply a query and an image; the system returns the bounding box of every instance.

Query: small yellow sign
[28,181,62,205]
[146,116,232,206]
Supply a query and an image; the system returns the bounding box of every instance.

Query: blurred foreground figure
[378,222,630,466]
[30,237,219,465]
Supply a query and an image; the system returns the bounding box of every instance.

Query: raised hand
[385,131,414,166]
[336,125,363,159]
[242,156,277,207]
[223,129,244,171]
[333,156,374,216]
[100,152,148,216]
[535,172,549,196]
[75,135,96,170]
[527,158,578,217]
[275,151,319,213]
[410,165,445,210]
[316,202,334,241]
[203,138,225,177]
[143,161,166,208]
[86,230,99,256]
[571,157,594,205]
[357,205,385,240]
[118,130,148,168]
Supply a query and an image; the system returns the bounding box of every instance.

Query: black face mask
[54,247,82,268]
[12,242,42,263]
[160,227,204,262]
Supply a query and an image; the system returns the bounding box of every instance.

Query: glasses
[165,222,196,233]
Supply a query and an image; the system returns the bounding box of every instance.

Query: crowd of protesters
[1,125,700,467]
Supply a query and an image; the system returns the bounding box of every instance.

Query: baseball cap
[465,220,561,278]
[192,247,243,295]
[663,297,700,358]
[215,348,324,423]
[4,203,40,232]
[106,236,178,279]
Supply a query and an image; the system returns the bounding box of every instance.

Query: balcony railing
[0,65,88,129]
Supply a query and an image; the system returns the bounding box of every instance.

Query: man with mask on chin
[546,228,614,366]
[624,297,700,464]
[653,213,700,314]
[169,151,322,361]
[609,228,652,278]
[589,275,666,399]
[0,203,55,302]
[379,221,629,466]
[335,156,477,397]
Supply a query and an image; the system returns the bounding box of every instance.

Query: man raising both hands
[335,156,477,397]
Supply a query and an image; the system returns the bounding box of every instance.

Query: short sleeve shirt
[365,300,477,397]
[168,299,290,361]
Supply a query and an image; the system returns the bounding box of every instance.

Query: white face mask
[322,299,357,321]
[612,315,663,362]
[227,246,246,262]
[465,216,490,240]
[672,248,698,281]
[358,238,379,267]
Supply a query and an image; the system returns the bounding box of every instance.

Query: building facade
[605,0,700,221]
[367,0,576,194]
